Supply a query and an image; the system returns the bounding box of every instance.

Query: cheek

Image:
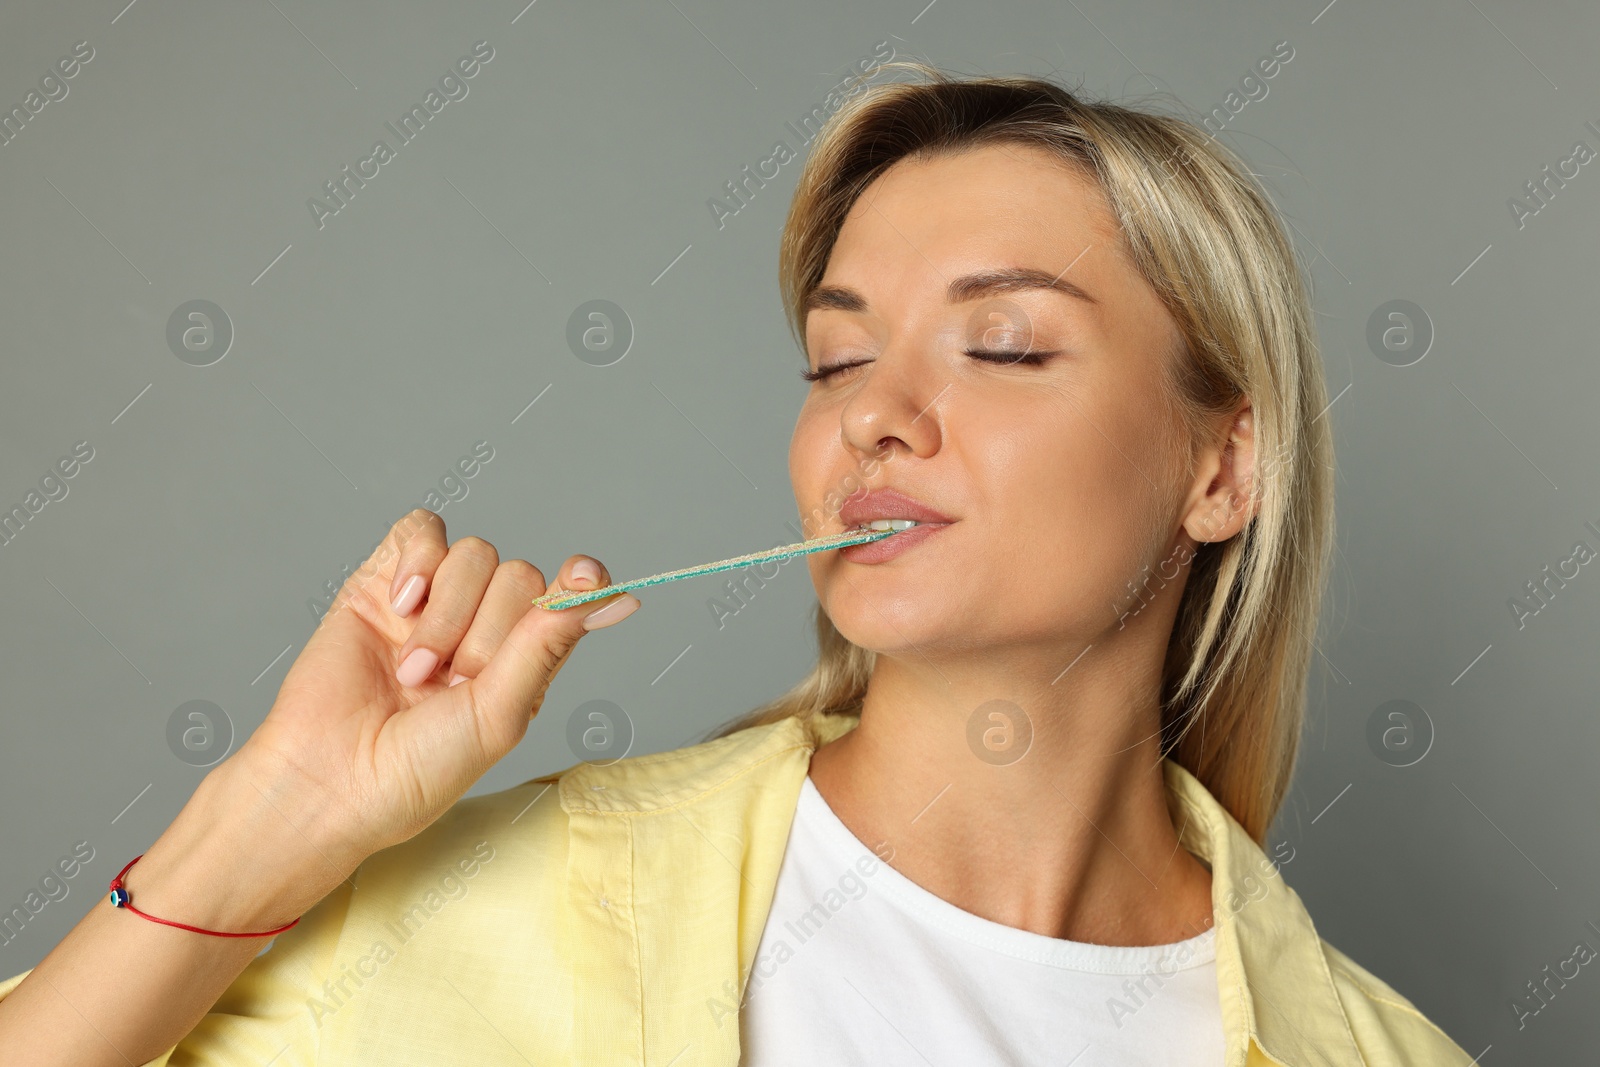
[986,419,1138,557]
[978,391,1176,622]
[789,407,837,516]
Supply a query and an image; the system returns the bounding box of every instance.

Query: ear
[1181,402,1257,545]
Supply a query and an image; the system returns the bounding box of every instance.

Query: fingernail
[582,593,640,631]
[449,673,469,687]
[571,559,602,588]
[396,647,440,687]
[391,575,426,617]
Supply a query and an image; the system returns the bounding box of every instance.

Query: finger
[322,509,444,625]
[386,509,449,617]
[450,554,615,684]
[394,536,500,689]
[540,553,623,620]
[464,557,639,751]
[446,559,553,684]
[447,554,612,684]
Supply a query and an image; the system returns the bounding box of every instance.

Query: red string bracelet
[107,854,301,939]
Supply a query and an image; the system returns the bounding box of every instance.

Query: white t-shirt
[738,775,1225,1066]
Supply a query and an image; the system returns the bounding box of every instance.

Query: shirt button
[599,895,610,909]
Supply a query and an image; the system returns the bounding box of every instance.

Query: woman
[0,62,1472,1065]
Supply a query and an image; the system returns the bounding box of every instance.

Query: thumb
[469,583,641,746]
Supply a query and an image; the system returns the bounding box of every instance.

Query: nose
[838,344,946,464]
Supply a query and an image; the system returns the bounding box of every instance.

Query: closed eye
[965,349,1058,368]
[801,349,1058,382]
[799,357,870,382]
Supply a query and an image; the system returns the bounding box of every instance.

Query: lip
[837,487,956,529]
[836,487,956,565]
[838,521,951,564]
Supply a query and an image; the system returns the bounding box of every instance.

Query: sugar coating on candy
[532,527,897,610]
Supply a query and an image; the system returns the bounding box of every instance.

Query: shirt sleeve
[0,876,356,1066]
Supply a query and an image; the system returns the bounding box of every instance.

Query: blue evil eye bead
[109,887,131,907]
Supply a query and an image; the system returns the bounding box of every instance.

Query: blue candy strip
[532,526,899,610]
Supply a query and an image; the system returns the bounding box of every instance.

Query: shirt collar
[559,710,1363,1067]
[1160,756,1363,1065]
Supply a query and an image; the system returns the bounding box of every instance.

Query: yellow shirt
[0,710,1473,1065]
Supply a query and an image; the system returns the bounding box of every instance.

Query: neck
[806,631,1215,947]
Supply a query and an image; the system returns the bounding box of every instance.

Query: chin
[826,595,949,649]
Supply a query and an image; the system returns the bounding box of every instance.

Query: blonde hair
[709,61,1334,845]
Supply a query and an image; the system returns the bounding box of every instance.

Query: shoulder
[1318,937,1477,1066]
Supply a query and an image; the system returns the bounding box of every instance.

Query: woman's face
[790,142,1208,659]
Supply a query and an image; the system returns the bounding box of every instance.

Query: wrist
[124,754,366,934]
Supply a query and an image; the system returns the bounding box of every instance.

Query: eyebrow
[803,266,1097,315]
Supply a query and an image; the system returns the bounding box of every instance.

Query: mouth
[837,518,951,564]
[835,488,956,564]
[837,487,956,533]
[852,518,925,533]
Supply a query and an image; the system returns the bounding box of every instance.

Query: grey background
[0,0,1594,1058]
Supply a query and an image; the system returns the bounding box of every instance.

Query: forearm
[0,754,364,1066]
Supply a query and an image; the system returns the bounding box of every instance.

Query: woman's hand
[232,508,640,870]
[0,508,641,1067]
